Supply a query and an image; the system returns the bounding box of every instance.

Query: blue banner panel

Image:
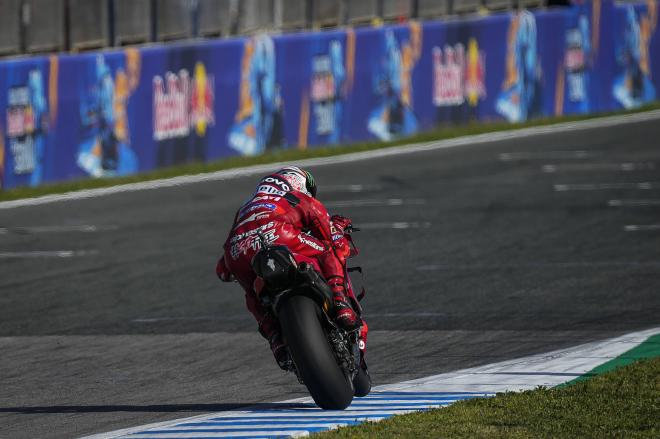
[0,57,55,189]
[1,0,659,191]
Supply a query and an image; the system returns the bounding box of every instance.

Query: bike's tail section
[250,225,370,408]
[279,295,354,410]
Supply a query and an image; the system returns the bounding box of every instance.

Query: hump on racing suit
[225,170,332,261]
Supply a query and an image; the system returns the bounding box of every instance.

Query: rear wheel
[279,295,354,410]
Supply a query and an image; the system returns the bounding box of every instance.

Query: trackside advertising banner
[1,0,658,190]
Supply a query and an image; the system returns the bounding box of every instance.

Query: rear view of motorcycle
[251,225,370,410]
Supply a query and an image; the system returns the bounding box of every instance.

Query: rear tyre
[279,295,354,410]
[353,365,371,397]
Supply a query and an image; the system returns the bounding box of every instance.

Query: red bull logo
[565,45,586,72]
[6,88,36,138]
[5,80,47,175]
[432,39,486,107]
[310,54,338,136]
[311,74,335,102]
[153,62,214,141]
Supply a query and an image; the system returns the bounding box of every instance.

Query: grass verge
[2,102,659,202]
[318,358,660,438]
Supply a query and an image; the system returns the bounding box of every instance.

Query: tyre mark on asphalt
[416,261,660,270]
[0,225,118,235]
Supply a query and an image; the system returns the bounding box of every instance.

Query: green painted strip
[563,333,660,386]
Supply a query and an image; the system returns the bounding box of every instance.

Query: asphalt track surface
[1,115,660,438]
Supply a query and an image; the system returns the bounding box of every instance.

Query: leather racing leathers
[216,171,366,363]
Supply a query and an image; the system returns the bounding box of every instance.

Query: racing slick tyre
[353,365,371,397]
[279,295,354,410]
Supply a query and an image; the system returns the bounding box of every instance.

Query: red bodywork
[216,171,367,351]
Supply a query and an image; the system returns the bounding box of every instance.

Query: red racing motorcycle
[251,224,370,410]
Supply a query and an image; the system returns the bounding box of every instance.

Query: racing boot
[268,333,291,371]
[259,314,290,370]
[328,277,360,331]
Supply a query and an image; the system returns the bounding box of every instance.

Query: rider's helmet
[276,166,317,198]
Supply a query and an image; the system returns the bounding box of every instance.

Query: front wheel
[353,365,371,397]
[278,295,354,410]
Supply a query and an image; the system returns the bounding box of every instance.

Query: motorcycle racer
[216,166,366,368]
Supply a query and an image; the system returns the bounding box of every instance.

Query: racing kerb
[82,327,660,439]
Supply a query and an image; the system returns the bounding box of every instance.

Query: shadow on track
[0,402,312,414]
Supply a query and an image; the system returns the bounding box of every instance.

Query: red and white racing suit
[216,172,367,349]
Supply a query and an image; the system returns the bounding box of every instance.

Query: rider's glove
[216,255,235,282]
[330,215,352,264]
[330,214,352,235]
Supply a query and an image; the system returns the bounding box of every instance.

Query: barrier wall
[1,0,658,190]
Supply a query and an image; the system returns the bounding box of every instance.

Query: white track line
[322,184,383,193]
[0,225,117,234]
[358,222,431,229]
[499,150,594,161]
[324,199,426,208]
[82,327,660,439]
[0,250,98,258]
[542,162,656,173]
[608,199,660,207]
[554,182,660,191]
[2,110,660,210]
[624,224,660,231]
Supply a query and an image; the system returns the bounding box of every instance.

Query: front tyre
[353,365,371,397]
[279,295,354,410]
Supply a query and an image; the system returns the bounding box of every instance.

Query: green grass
[2,102,659,202]
[319,358,660,438]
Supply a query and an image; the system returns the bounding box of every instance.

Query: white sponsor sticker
[298,234,325,251]
[255,185,287,197]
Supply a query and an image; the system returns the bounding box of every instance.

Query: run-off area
[0,113,659,439]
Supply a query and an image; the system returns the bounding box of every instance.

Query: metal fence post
[306,0,313,29]
[108,0,116,46]
[340,0,347,25]
[64,0,71,51]
[274,0,283,30]
[233,0,244,35]
[150,0,157,42]
[190,0,200,38]
[19,0,28,53]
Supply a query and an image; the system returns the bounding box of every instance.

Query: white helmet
[276,166,317,198]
